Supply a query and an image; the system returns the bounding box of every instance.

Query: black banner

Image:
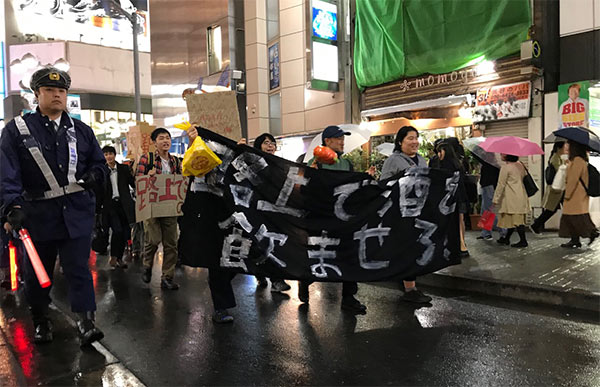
[179,129,461,282]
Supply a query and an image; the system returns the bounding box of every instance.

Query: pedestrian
[253,133,292,293]
[301,125,368,314]
[492,154,529,247]
[96,145,136,269]
[380,126,432,304]
[558,140,599,247]
[431,140,470,257]
[475,154,505,240]
[0,66,106,346]
[136,128,182,290]
[530,142,568,234]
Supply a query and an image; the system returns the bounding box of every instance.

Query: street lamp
[107,0,142,122]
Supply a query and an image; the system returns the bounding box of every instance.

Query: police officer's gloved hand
[7,207,26,231]
[77,171,98,190]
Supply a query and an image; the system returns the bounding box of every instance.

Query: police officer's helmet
[30,66,71,91]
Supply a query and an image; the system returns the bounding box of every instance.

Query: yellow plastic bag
[182,136,222,177]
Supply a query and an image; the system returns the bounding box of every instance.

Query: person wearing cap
[301,125,367,314]
[0,66,107,346]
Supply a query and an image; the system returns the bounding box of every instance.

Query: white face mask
[560,154,569,161]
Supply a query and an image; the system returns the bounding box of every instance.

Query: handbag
[477,210,496,231]
[551,164,567,191]
[91,214,108,254]
[520,162,538,197]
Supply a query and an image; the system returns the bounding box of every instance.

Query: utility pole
[108,0,142,121]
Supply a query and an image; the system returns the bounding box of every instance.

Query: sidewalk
[419,230,600,312]
[0,319,25,387]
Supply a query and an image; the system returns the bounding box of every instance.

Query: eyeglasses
[262,140,276,146]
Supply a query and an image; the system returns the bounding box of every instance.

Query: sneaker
[529,224,542,235]
[77,318,104,347]
[298,282,309,303]
[33,319,53,344]
[476,235,492,240]
[271,280,291,293]
[561,241,582,248]
[160,277,180,290]
[402,289,432,304]
[511,241,528,248]
[256,276,268,288]
[141,267,152,283]
[212,309,234,324]
[341,296,367,314]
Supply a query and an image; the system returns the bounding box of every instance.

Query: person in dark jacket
[252,133,292,293]
[0,66,106,346]
[96,145,136,269]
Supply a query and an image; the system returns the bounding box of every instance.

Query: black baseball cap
[322,125,350,143]
[30,66,71,91]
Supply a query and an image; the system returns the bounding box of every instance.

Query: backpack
[580,164,600,197]
[545,163,557,185]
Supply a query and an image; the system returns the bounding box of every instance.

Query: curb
[418,272,600,313]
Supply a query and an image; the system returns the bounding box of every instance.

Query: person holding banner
[0,66,106,346]
[252,133,292,293]
[301,125,367,314]
[136,128,182,290]
[380,126,433,304]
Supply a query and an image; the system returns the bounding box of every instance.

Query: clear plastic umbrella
[463,137,502,168]
[303,124,372,163]
[375,143,394,156]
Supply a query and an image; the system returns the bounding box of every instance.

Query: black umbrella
[554,127,600,152]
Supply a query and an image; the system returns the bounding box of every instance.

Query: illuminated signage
[312,0,337,40]
[11,0,150,52]
[309,0,339,91]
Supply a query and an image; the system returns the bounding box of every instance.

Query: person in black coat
[96,146,136,268]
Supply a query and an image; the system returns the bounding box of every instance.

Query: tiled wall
[245,0,346,139]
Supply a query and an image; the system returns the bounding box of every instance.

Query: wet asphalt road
[1,254,599,386]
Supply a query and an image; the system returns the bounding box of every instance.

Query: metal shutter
[482,118,529,138]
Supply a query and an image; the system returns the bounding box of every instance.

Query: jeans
[480,185,506,238]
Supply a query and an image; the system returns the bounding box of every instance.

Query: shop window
[266,0,279,42]
[207,25,222,74]
[269,93,281,135]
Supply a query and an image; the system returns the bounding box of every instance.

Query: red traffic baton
[19,229,51,288]
[8,240,18,291]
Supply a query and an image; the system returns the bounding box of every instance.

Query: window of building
[207,25,222,74]
[266,0,279,42]
[269,93,281,135]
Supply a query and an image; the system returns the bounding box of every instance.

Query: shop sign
[473,81,531,122]
[558,81,590,128]
[590,85,600,131]
[396,68,477,93]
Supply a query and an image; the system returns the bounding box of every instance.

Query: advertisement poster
[589,83,600,131]
[12,0,150,52]
[312,0,337,40]
[269,43,280,90]
[558,81,590,128]
[135,174,188,223]
[473,81,531,122]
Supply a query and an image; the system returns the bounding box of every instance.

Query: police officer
[0,66,107,346]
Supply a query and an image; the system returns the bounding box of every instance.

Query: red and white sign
[473,81,531,122]
[135,174,188,222]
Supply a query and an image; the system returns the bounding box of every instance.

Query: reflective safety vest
[14,115,84,200]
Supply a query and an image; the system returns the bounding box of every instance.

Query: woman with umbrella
[480,136,545,248]
[529,141,568,234]
[559,140,599,247]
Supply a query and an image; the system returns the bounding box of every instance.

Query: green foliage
[418,139,435,161]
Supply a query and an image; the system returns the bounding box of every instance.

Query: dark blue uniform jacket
[0,110,106,241]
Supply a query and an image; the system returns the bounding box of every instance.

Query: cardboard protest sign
[135,174,188,223]
[185,91,243,141]
[126,122,155,162]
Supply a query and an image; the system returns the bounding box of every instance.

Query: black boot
[512,225,528,248]
[561,238,582,248]
[497,228,514,245]
[77,311,104,347]
[31,307,53,343]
